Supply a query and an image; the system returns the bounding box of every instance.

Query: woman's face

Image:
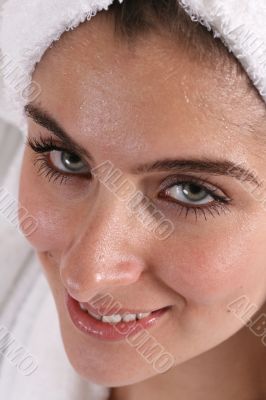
[19,13,266,386]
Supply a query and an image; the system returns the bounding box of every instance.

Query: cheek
[153,221,266,306]
[18,153,74,251]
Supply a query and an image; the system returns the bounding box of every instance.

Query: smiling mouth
[65,291,172,341]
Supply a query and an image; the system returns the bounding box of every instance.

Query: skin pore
[19,10,266,400]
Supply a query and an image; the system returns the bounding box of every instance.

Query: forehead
[32,12,265,164]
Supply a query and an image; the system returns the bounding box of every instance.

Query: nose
[60,191,148,302]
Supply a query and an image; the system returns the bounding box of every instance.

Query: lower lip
[65,293,170,342]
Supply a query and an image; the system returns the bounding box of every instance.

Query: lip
[65,292,171,342]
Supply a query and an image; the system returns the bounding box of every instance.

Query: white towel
[180,0,266,101]
[0,0,266,135]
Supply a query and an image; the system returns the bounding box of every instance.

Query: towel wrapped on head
[0,0,266,134]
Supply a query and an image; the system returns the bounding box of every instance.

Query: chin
[57,316,162,387]
[65,339,160,387]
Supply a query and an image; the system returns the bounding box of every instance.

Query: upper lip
[79,301,171,317]
[66,290,171,316]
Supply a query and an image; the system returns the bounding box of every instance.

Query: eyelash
[158,177,231,221]
[26,135,232,221]
[26,135,91,185]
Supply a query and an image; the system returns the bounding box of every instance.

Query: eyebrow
[25,104,262,188]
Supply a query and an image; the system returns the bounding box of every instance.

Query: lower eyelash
[33,155,72,185]
[26,135,90,185]
[158,177,232,221]
[175,201,231,222]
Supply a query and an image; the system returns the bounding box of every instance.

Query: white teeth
[122,313,138,322]
[102,314,122,324]
[79,303,152,323]
[136,312,151,320]
[101,312,152,323]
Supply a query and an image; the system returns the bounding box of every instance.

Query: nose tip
[60,256,146,303]
[59,193,149,303]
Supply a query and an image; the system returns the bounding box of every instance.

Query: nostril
[59,254,146,301]
[60,267,101,303]
[60,268,81,294]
